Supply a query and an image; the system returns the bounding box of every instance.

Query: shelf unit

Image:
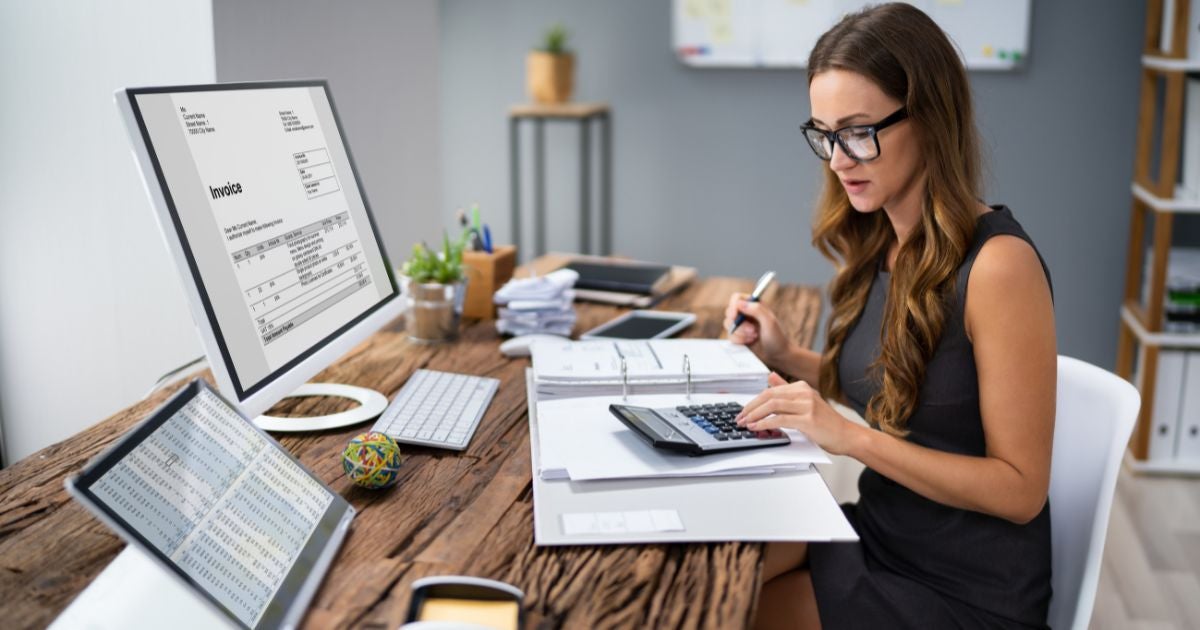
[1115,0,1200,473]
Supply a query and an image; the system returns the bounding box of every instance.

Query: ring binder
[618,354,695,401]
[530,339,770,401]
[683,354,692,400]
[621,357,629,401]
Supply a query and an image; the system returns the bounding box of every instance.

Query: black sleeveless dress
[806,206,1054,629]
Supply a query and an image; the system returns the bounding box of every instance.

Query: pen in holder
[462,244,516,320]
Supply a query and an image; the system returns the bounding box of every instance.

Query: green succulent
[401,229,468,284]
[541,24,569,54]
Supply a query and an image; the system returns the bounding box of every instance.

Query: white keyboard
[370,369,500,451]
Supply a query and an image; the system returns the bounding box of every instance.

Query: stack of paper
[530,338,770,400]
[534,391,830,482]
[524,369,856,545]
[494,268,578,337]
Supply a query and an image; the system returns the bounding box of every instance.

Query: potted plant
[400,231,469,342]
[527,23,574,104]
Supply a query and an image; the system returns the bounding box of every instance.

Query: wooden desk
[0,274,821,629]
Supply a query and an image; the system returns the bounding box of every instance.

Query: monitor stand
[253,383,388,432]
[50,546,233,630]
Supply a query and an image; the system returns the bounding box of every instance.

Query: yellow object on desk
[463,245,516,319]
[418,598,520,630]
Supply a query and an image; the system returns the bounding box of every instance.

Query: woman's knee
[755,569,822,630]
[762,541,808,583]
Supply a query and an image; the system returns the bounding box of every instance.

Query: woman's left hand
[736,373,863,456]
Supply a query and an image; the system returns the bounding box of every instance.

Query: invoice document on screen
[136,86,392,389]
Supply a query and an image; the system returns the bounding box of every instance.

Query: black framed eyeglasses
[800,107,908,163]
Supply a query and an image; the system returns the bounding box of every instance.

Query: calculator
[608,401,791,456]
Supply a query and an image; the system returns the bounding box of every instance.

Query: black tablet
[580,310,697,340]
[66,379,354,630]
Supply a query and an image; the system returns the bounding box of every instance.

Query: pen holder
[405,279,467,343]
[462,245,516,320]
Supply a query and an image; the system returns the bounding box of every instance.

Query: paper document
[494,268,578,337]
[535,392,830,481]
[525,369,859,546]
[561,510,685,536]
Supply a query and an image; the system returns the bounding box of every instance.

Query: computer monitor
[116,80,404,427]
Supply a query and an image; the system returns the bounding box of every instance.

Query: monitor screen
[125,82,397,399]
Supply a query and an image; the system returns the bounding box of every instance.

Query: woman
[724,4,1056,629]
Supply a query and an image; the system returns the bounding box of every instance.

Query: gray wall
[440,0,1146,370]
[0,0,212,463]
[214,0,443,263]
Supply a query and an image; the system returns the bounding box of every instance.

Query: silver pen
[729,271,777,334]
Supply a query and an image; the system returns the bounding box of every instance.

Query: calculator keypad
[611,401,790,455]
[674,402,785,442]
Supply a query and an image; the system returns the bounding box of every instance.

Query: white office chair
[1047,355,1140,630]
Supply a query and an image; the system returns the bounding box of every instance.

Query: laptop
[65,379,354,630]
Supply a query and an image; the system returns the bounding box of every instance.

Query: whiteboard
[673,0,1032,71]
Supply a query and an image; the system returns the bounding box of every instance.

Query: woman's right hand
[724,293,793,369]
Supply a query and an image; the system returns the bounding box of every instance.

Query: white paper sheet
[560,510,685,536]
[536,392,830,481]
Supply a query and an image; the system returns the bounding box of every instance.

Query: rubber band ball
[342,431,404,489]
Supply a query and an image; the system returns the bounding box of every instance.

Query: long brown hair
[809,3,982,437]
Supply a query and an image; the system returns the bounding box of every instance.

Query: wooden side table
[509,102,611,259]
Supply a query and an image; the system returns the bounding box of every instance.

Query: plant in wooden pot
[400,231,469,343]
[527,24,573,104]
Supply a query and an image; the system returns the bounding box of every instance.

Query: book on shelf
[1158,0,1200,59]
[1183,75,1200,201]
[1142,247,1200,333]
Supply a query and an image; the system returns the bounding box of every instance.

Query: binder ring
[683,354,692,400]
[621,357,629,401]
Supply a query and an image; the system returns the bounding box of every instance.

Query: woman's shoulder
[974,205,1029,246]
[960,205,1053,301]
[960,206,1055,342]
[961,209,1057,351]
[971,234,1046,294]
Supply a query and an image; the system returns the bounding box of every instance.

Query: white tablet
[66,379,354,630]
[580,310,696,340]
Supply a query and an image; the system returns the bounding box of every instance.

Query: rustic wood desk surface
[0,270,821,629]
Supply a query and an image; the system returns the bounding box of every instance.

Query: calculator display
[614,406,693,445]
